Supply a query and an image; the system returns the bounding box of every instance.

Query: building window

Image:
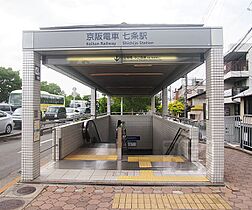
[190,114,196,120]
[197,89,204,94]
[244,97,252,114]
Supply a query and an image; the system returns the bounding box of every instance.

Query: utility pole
[184,75,188,118]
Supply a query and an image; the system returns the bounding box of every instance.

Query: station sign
[85,31,154,47]
[34,65,40,81]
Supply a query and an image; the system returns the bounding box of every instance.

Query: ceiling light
[90,72,163,76]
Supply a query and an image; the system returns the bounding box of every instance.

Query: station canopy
[23,24,223,96]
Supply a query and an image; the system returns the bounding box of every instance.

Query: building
[21,24,224,184]
[224,43,252,116]
[173,78,206,100]
[187,91,206,121]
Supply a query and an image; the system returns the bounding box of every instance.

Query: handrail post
[117,126,122,160]
[52,128,56,161]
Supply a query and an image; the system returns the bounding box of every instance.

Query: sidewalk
[1,144,252,210]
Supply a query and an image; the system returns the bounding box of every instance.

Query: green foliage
[65,95,73,107]
[109,96,161,113]
[0,67,22,102]
[168,100,184,116]
[65,94,82,107]
[41,81,64,95]
[82,95,90,101]
[111,97,121,113]
[123,97,151,112]
[98,96,107,113]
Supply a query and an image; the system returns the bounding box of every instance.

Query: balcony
[224,60,249,81]
[224,87,249,98]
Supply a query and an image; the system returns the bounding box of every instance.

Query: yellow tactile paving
[64,154,118,161]
[112,193,232,209]
[118,170,209,182]
[128,155,185,163]
[139,161,152,168]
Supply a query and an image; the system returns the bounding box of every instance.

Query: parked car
[0,111,14,134]
[44,106,66,120]
[0,103,15,115]
[66,108,80,119]
[12,108,22,129]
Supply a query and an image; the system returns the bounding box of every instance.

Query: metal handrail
[84,120,102,143]
[165,128,183,155]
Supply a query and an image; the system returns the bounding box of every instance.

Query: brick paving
[24,145,252,210]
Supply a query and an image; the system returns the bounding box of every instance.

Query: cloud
[0,0,251,94]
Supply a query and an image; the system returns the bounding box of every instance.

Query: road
[0,131,53,188]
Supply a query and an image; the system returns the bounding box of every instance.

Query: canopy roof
[23,24,222,96]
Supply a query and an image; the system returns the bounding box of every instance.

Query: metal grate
[17,186,36,195]
[0,199,25,210]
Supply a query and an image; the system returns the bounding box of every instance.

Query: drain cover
[0,199,25,210]
[17,186,36,195]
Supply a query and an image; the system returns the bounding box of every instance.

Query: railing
[224,116,241,144]
[224,115,252,150]
[224,60,248,74]
[165,128,183,155]
[241,115,252,149]
[111,112,149,115]
[160,114,206,140]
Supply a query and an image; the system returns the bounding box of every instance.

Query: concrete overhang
[23,24,223,96]
[224,71,249,81]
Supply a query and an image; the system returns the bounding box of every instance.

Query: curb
[225,143,252,156]
[0,132,21,141]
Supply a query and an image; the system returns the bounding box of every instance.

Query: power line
[226,27,252,54]
[248,1,252,11]
[203,0,219,24]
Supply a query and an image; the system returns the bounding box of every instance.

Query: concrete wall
[55,120,85,159]
[153,115,198,161]
[93,115,110,142]
[110,115,153,150]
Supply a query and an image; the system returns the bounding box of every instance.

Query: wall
[54,120,85,159]
[93,115,110,142]
[153,115,198,161]
[110,115,153,150]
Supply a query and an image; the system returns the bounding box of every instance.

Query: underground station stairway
[56,120,208,183]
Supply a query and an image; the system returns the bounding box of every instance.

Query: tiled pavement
[23,145,252,210]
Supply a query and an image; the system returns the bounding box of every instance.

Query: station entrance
[47,114,206,184]
[22,24,224,184]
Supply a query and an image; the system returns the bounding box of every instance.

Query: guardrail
[111,112,149,115]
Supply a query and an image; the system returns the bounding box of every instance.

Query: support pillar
[120,97,123,115]
[107,95,111,115]
[91,88,97,119]
[21,51,41,181]
[162,87,168,117]
[151,96,155,114]
[206,48,224,183]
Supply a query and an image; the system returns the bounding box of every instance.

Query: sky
[0,0,251,97]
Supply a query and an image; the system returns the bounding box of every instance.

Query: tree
[111,97,121,113]
[65,94,82,107]
[41,81,64,95]
[0,67,22,103]
[98,96,107,113]
[65,95,73,107]
[109,96,162,113]
[168,100,184,117]
[124,97,151,112]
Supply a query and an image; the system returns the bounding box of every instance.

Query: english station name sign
[85,31,154,46]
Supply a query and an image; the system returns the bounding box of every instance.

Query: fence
[241,115,252,149]
[224,116,241,145]
[224,115,252,150]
